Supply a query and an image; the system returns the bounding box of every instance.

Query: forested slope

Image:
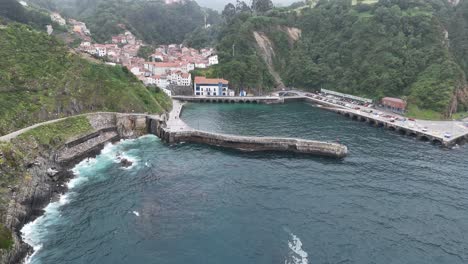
[0,24,171,135]
[28,0,221,44]
[213,0,468,118]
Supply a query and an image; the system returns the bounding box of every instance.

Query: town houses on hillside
[78,32,219,96]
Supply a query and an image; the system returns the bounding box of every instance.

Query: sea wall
[157,129,347,158]
[0,112,160,264]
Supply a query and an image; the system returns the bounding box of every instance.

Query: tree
[222,3,236,22]
[137,46,154,60]
[252,0,274,14]
[236,0,251,13]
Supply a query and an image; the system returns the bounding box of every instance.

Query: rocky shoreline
[0,112,164,264]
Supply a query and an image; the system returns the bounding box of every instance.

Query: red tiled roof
[154,62,180,68]
[382,97,405,104]
[194,76,228,85]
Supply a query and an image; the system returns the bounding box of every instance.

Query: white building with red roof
[194,77,232,96]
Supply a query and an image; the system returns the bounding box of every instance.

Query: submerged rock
[120,158,133,168]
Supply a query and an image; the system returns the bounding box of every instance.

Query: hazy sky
[196,0,298,11]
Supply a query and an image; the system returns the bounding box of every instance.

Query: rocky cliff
[0,112,162,264]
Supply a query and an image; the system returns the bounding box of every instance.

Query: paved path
[0,117,71,142]
[165,100,191,132]
[0,112,154,142]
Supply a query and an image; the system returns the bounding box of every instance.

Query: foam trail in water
[132,211,140,217]
[285,233,309,264]
[21,141,138,263]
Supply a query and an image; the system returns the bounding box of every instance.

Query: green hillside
[0,24,171,136]
[214,0,468,118]
[0,0,55,30]
[28,0,222,44]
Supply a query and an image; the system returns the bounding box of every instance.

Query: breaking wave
[285,233,309,264]
[21,140,140,263]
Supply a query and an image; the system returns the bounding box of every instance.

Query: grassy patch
[406,105,444,120]
[150,91,172,112]
[452,111,468,120]
[15,116,93,148]
[0,224,13,250]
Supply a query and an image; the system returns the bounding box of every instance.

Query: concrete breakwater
[150,100,348,158]
[158,129,348,158]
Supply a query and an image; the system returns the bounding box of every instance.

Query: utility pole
[232,43,235,57]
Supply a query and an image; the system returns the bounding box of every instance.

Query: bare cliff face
[253,26,302,90]
[448,81,468,117]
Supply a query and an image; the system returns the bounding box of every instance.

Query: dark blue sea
[22,102,468,264]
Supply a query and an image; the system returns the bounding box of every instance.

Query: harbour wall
[154,128,348,158]
[146,100,348,159]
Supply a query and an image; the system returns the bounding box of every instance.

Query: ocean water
[22,102,468,264]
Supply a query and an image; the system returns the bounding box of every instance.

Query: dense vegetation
[212,0,468,117]
[194,1,291,94]
[31,0,222,44]
[284,0,467,117]
[0,24,171,135]
[0,0,55,30]
[448,0,468,82]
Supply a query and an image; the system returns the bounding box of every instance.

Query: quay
[175,92,468,147]
[294,93,468,147]
[152,100,348,158]
[172,95,284,104]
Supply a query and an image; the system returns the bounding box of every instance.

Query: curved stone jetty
[160,129,348,158]
[150,99,348,158]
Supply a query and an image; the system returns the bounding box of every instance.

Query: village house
[145,62,182,75]
[194,77,233,96]
[94,44,107,57]
[208,55,218,66]
[381,97,407,113]
[180,73,192,86]
[194,61,207,69]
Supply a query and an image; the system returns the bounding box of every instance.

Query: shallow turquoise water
[23,102,468,264]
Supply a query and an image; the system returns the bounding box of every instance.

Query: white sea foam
[21,194,66,264]
[21,140,139,263]
[23,243,42,264]
[132,211,140,217]
[285,233,309,264]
